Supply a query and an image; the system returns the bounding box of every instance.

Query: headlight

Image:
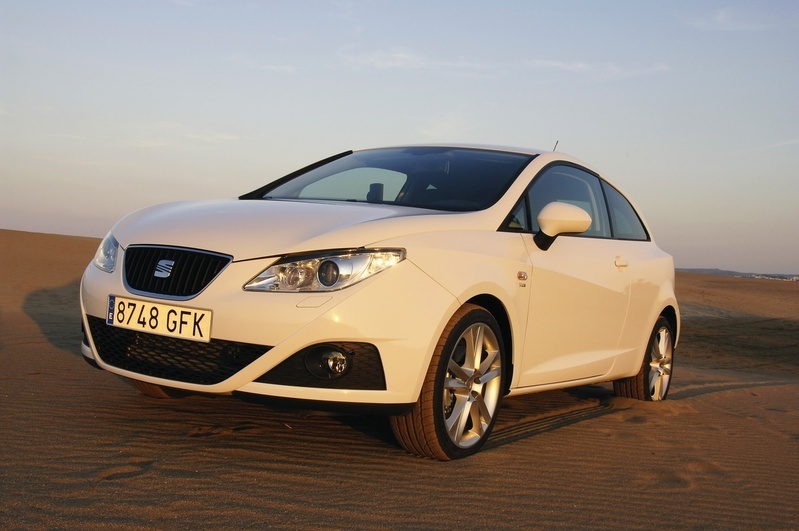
[93,233,119,273]
[244,249,406,292]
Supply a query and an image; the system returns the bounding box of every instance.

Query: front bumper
[80,254,457,406]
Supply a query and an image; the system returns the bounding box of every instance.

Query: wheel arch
[660,305,679,348]
[465,294,514,396]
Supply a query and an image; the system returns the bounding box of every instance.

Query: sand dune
[1,229,797,528]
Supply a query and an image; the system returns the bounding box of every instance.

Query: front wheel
[390,304,505,460]
[614,316,674,401]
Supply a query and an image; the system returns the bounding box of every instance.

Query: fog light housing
[304,346,352,379]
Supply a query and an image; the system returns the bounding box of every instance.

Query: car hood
[110,199,483,260]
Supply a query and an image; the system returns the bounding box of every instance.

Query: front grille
[86,316,270,385]
[124,245,231,299]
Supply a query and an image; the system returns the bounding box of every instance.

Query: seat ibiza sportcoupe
[81,145,678,459]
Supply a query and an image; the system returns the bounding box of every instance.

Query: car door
[514,164,632,387]
[599,180,670,366]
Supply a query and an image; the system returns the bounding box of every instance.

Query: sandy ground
[1,229,797,529]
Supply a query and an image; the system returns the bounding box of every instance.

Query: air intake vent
[86,316,270,385]
[124,245,231,299]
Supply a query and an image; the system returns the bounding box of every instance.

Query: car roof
[353,144,547,157]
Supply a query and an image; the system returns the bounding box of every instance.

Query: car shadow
[486,385,617,450]
[331,385,624,454]
[668,376,797,399]
[343,374,799,455]
[23,279,84,357]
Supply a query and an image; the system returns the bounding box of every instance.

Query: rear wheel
[614,316,674,401]
[390,304,505,460]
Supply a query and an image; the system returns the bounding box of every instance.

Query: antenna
[552,140,559,151]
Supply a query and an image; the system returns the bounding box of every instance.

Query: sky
[2,0,798,274]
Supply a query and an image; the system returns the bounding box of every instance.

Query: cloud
[342,47,440,70]
[341,47,667,82]
[130,122,238,149]
[417,116,475,141]
[48,133,87,141]
[227,55,297,74]
[341,46,487,72]
[686,7,778,31]
[328,0,356,21]
[756,137,799,151]
[132,137,172,149]
[185,132,238,143]
[163,0,203,6]
[524,59,669,81]
[524,59,592,73]
[612,63,670,80]
[354,48,429,69]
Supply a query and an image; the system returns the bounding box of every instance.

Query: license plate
[107,295,212,343]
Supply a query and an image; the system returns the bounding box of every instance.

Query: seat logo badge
[154,259,175,278]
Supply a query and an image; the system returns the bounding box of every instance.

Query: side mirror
[534,202,592,250]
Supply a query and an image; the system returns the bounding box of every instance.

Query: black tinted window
[602,181,649,241]
[259,147,534,212]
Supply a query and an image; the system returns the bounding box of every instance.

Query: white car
[81,145,678,459]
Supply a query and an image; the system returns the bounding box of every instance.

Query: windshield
[250,147,535,212]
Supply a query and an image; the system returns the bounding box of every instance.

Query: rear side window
[527,165,611,238]
[602,182,649,241]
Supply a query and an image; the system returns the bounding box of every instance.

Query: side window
[527,165,611,238]
[602,181,649,241]
[503,199,530,231]
[298,168,406,202]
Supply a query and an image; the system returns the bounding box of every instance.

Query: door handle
[614,256,629,268]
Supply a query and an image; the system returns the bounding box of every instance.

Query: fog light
[323,351,348,375]
[304,346,352,379]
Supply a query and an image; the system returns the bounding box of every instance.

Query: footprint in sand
[187,422,262,437]
[188,425,234,437]
[96,458,154,481]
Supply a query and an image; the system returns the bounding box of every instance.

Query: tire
[122,377,187,399]
[390,304,505,460]
[613,316,674,401]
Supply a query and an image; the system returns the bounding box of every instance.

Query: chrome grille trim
[123,245,231,300]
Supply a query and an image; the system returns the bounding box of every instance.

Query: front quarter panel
[377,230,532,380]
